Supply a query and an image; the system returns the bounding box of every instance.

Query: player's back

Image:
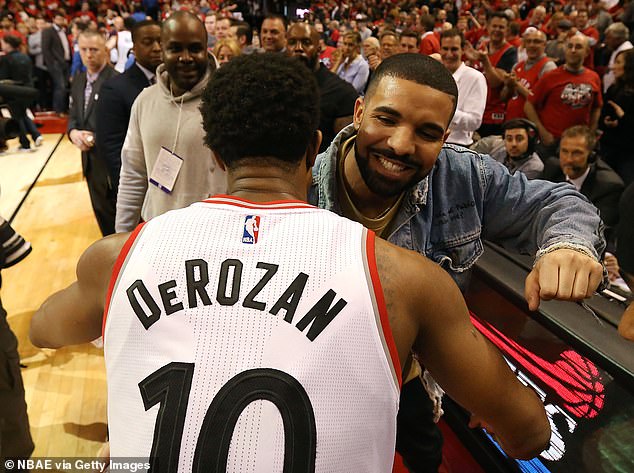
[104,195,401,472]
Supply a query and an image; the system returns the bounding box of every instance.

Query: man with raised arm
[310,53,605,472]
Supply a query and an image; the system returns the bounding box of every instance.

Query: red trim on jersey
[202,194,316,209]
[366,231,402,388]
[102,223,146,339]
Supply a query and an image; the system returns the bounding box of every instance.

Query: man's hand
[367,53,381,71]
[540,129,555,147]
[69,129,95,152]
[525,249,604,311]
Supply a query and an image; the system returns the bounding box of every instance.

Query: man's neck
[341,140,401,218]
[449,61,462,74]
[226,166,308,203]
[168,77,190,98]
[564,63,584,73]
[489,39,504,51]
[526,54,545,65]
[87,63,106,76]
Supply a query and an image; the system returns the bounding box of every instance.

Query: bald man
[286,22,358,152]
[116,11,226,233]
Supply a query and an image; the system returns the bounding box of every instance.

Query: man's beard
[353,140,422,198]
[294,54,318,70]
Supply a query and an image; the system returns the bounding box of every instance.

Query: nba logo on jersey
[242,215,260,244]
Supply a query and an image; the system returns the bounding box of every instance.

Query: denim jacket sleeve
[477,151,606,260]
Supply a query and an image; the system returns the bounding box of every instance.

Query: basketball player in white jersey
[31,53,550,471]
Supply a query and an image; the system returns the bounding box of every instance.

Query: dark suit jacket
[67,65,118,176]
[95,63,153,188]
[41,26,70,70]
[543,157,625,230]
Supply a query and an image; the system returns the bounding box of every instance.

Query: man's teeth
[378,156,406,172]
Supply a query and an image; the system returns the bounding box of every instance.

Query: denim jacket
[309,125,606,291]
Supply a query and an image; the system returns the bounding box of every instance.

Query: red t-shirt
[528,66,602,138]
[506,56,552,120]
[419,32,440,55]
[319,46,336,69]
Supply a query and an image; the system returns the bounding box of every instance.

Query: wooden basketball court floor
[1,134,106,457]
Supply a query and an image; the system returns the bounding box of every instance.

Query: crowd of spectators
[0,0,632,293]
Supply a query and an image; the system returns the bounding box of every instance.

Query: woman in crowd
[600,49,634,186]
[212,38,241,66]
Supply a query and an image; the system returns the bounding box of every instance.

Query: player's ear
[211,150,226,171]
[305,130,322,169]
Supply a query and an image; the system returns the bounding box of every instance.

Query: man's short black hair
[488,11,509,23]
[366,53,458,117]
[262,14,288,29]
[400,29,420,46]
[123,16,137,31]
[440,28,465,47]
[200,53,319,167]
[234,21,252,45]
[131,20,160,43]
[420,14,435,32]
[2,34,21,49]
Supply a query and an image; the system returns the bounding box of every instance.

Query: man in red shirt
[524,33,602,157]
[419,14,439,55]
[502,28,556,120]
[466,12,518,136]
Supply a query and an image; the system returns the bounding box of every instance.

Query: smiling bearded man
[309,53,606,473]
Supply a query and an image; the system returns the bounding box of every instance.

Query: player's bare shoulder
[77,232,130,294]
[373,237,455,356]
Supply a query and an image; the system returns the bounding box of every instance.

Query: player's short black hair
[366,53,458,118]
[200,53,319,167]
[131,20,160,43]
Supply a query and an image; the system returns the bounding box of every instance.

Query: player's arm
[30,233,128,348]
[375,238,551,460]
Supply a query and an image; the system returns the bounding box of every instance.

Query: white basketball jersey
[104,196,401,473]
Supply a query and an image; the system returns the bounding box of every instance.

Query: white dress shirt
[446,62,488,146]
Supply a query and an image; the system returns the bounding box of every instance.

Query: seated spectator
[333,31,369,94]
[471,118,544,179]
[213,38,241,66]
[379,29,399,60]
[362,36,379,59]
[599,49,634,185]
[542,125,624,241]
